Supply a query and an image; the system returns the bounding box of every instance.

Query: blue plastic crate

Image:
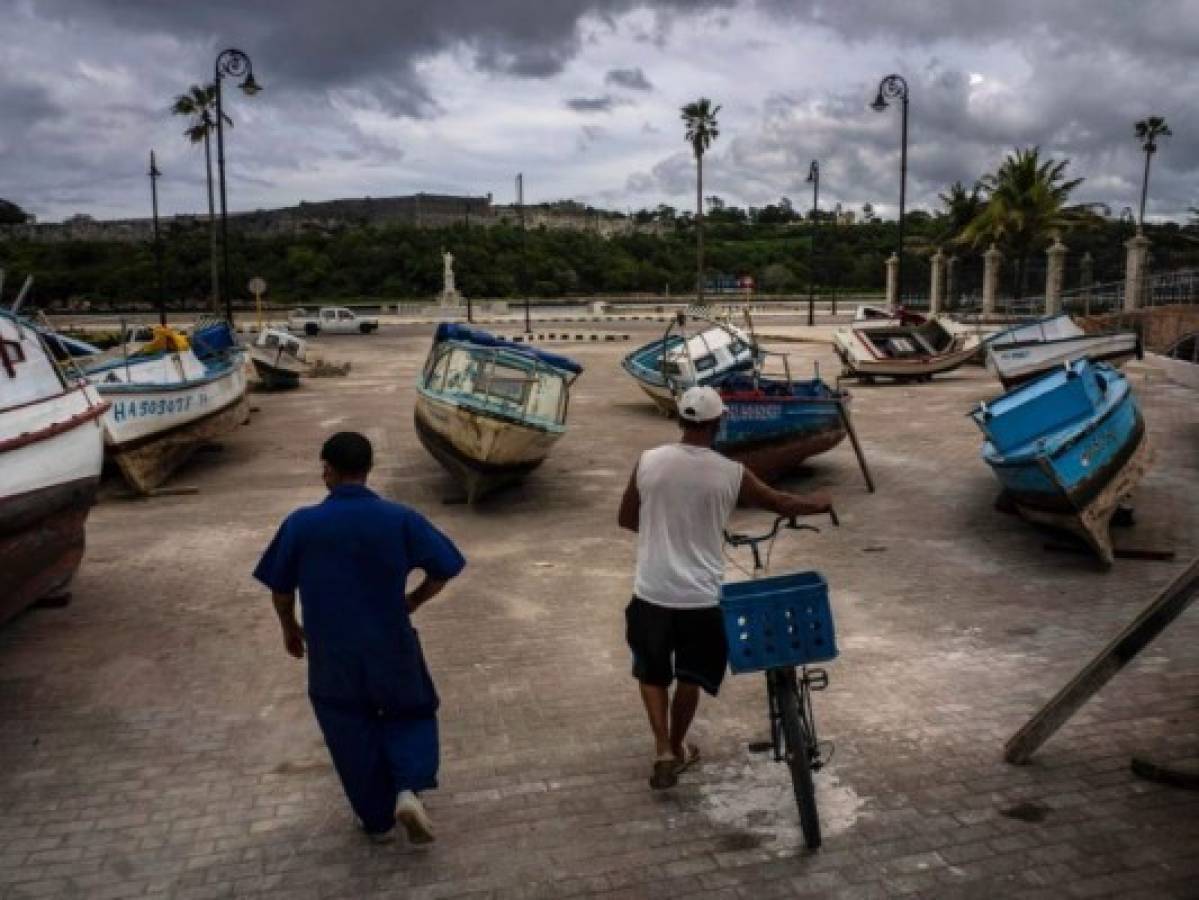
[719,572,838,674]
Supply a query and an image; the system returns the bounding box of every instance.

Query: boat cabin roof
[434,324,583,375]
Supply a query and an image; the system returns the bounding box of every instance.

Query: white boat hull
[96,356,248,493]
[1,313,108,619]
[414,391,562,501]
[987,333,1139,388]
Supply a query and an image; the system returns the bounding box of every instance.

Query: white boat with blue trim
[84,322,248,494]
[414,324,583,503]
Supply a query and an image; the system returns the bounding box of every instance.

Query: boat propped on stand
[970,358,1150,568]
[248,327,309,390]
[414,324,583,503]
[83,321,248,494]
[984,313,1141,388]
[832,317,980,382]
[1,296,108,622]
[621,316,756,413]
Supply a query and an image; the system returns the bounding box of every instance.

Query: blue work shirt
[253,484,466,716]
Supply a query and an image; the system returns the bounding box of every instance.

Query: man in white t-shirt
[618,385,833,789]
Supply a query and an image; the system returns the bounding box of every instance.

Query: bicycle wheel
[776,669,821,849]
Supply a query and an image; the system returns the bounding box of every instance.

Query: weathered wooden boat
[1,307,108,621]
[621,320,755,413]
[714,371,849,483]
[970,359,1149,567]
[248,327,309,389]
[414,324,583,503]
[985,313,1141,388]
[1151,331,1199,390]
[833,317,980,382]
[84,323,248,494]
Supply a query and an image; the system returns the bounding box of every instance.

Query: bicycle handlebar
[724,509,839,548]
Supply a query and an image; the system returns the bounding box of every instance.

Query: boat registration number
[727,403,783,420]
[111,393,209,423]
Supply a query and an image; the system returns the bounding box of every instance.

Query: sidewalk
[0,331,1196,898]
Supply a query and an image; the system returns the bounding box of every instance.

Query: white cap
[678,386,726,423]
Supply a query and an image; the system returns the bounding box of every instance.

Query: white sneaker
[396,791,435,844]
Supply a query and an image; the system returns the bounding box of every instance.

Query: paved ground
[1,324,1197,899]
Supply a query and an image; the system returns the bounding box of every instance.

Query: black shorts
[625,596,728,696]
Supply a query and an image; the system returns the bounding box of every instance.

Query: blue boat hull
[973,360,1151,565]
[715,378,848,482]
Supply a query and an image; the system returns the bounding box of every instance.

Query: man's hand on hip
[281,622,306,659]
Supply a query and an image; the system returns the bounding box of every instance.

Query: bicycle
[720,510,839,850]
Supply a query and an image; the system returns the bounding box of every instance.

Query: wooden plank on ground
[1004,557,1199,765]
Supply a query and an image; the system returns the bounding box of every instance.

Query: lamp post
[1134,116,1170,230]
[148,150,165,326]
[517,172,530,334]
[872,74,909,309]
[213,48,261,324]
[805,159,819,326]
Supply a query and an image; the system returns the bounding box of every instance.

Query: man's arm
[617,465,640,532]
[271,591,305,659]
[407,577,449,615]
[737,467,832,519]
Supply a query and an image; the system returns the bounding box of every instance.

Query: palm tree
[171,84,231,311]
[958,147,1084,299]
[1134,116,1170,229]
[681,98,720,302]
[936,180,984,244]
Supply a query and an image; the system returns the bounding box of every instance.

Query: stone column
[982,243,1002,318]
[1044,236,1067,315]
[1123,231,1151,311]
[945,255,958,311]
[1079,252,1094,316]
[885,252,899,308]
[929,249,945,315]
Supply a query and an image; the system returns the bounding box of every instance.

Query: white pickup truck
[287,307,380,336]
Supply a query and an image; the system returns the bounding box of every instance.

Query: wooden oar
[836,396,875,493]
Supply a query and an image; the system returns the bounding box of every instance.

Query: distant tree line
[2,187,1197,312]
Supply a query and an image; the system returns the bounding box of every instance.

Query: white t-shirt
[633,443,744,609]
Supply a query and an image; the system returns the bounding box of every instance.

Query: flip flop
[673,744,701,776]
[650,757,679,790]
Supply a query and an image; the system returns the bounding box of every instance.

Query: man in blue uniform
[254,432,465,844]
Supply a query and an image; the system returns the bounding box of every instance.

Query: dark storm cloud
[605,67,653,91]
[27,0,721,115]
[566,96,619,112]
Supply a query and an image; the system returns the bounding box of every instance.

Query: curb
[503,333,632,343]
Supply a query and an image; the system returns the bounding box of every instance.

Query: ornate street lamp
[148,150,165,326]
[872,74,909,307]
[805,160,819,326]
[1134,116,1170,230]
[213,48,261,324]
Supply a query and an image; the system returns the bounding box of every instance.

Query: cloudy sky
[2,0,1197,224]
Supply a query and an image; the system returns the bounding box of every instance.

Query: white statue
[442,250,456,295]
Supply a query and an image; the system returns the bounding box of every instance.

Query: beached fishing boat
[985,313,1141,388]
[414,324,583,502]
[970,359,1149,567]
[1,307,108,621]
[714,371,849,483]
[248,327,309,389]
[832,317,980,382]
[84,323,248,494]
[621,321,756,413]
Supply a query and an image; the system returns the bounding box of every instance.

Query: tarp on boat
[434,323,583,375]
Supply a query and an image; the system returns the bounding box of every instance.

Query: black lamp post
[872,74,909,308]
[213,48,261,324]
[148,150,165,326]
[805,159,819,326]
[517,172,530,334]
